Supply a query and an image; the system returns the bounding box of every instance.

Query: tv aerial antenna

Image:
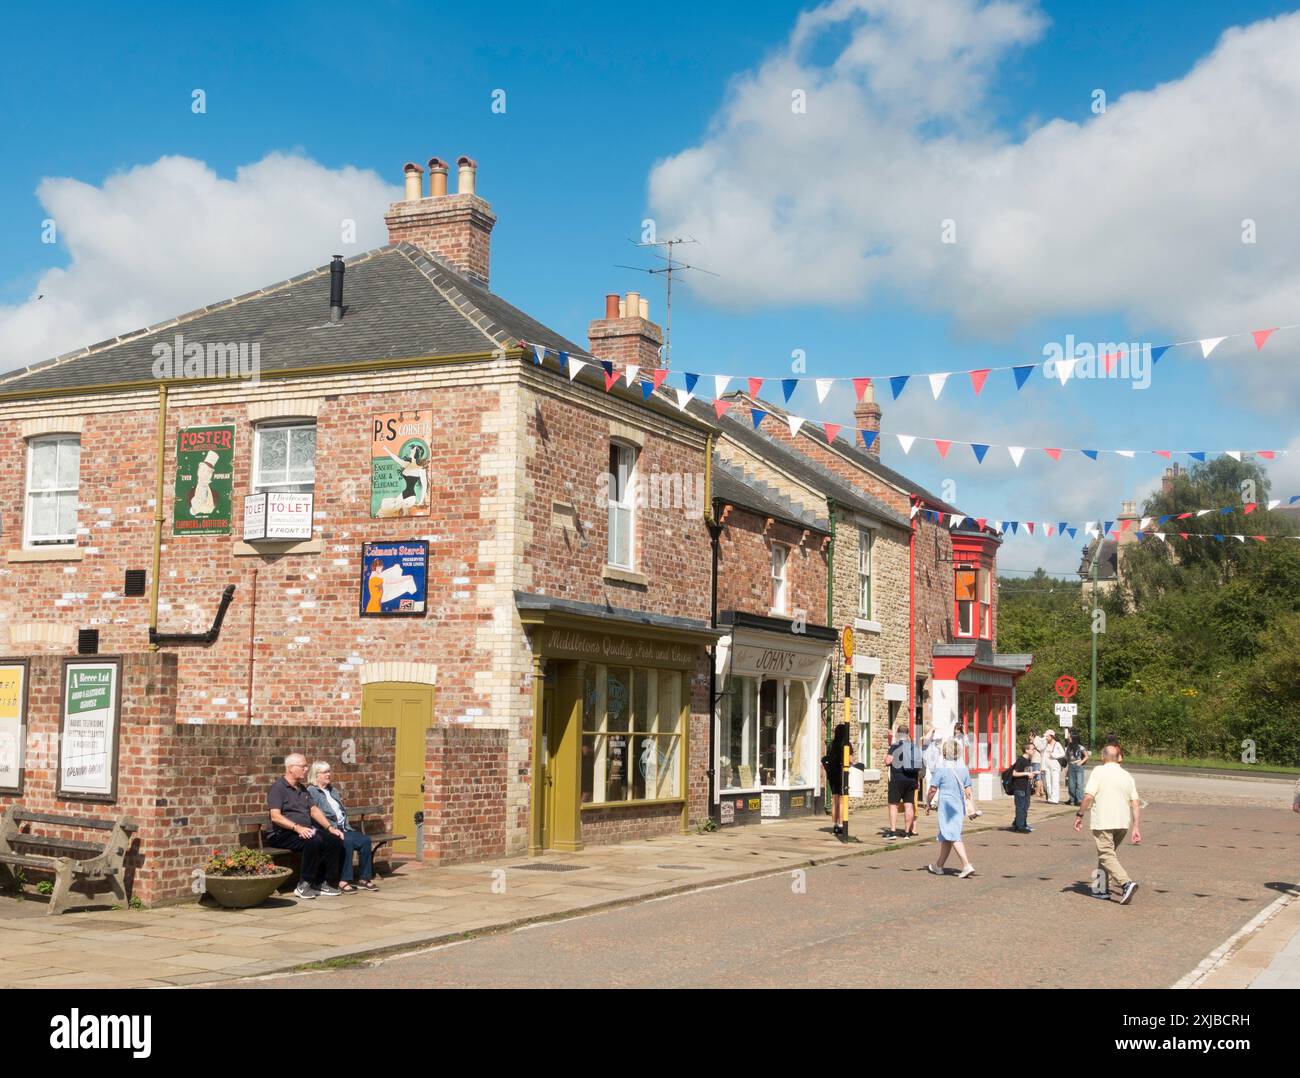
[615,236,717,370]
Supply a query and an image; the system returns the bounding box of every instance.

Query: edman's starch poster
[371,410,432,518]
[173,424,235,535]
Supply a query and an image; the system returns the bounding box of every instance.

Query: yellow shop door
[361,682,433,856]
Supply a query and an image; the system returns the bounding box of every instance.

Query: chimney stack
[329,255,345,322]
[1161,462,1183,496]
[854,381,882,457]
[385,154,497,288]
[588,291,663,371]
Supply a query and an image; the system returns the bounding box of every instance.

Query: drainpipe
[246,568,258,723]
[704,434,719,821]
[825,496,836,815]
[148,384,168,650]
[909,499,917,738]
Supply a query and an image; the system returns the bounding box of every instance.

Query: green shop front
[518,593,720,853]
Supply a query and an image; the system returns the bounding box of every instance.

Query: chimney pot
[854,381,883,457]
[604,293,620,319]
[428,157,449,196]
[638,297,649,320]
[618,298,627,317]
[329,255,345,322]
[625,291,640,317]
[403,162,424,201]
[457,155,478,196]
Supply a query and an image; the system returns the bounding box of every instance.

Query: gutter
[148,384,168,649]
[150,584,237,647]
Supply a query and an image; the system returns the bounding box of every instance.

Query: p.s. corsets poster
[371,411,432,518]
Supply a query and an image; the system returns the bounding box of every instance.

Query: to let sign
[243,492,314,541]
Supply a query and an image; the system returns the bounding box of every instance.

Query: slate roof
[712,456,829,532]
[1078,537,1120,580]
[0,242,585,395]
[513,591,721,637]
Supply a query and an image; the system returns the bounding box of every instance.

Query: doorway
[360,681,433,855]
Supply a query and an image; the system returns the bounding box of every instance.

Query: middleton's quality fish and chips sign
[173,424,235,536]
[242,492,315,541]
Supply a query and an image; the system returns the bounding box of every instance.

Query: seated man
[264,752,346,899]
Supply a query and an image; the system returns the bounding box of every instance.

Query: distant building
[1079,463,1184,603]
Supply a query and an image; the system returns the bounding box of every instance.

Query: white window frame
[770,542,790,614]
[856,673,874,767]
[607,441,637,570]
[858,526,873,619]
[24,435,81,547]
[253,421,316,494]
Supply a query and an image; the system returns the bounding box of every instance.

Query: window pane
[759,679,779,786]
[259,429,288,478]
[955,569,977,601]
[289,426,316,468]
[978,568,990,602]
[31,441,57,489]
[958,600,973,635]
[632,669,650,732]
[606,668,630,732]
[57,440,81,488]
[605,732,630,801]
[724,677,756,789]
[56,491,78,537]
[787,681,808,786]
[608,446,623,503]
[609,504,631,567]
[29,492,58,539]
[656,736,680,799]
[657,670,681,735]
[581,734,599,803]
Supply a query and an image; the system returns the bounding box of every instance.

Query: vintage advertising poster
[0,659,28,796]
[371,410,432,518]
[360,540,429,616]
[57,658,122,801]
[173,425,235,535]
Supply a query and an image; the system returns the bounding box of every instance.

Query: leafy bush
[204,847,279,877]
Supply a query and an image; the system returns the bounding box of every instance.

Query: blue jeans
[340,829,374,882]
[1013,788,1030,831]
[1067,764,1086,804]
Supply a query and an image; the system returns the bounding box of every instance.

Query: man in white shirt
[1074,744,1141,904]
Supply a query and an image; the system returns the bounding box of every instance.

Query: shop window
[722,676,758,790]
[858,527,873,619]
[979,568,992,638]
[759,679,780,786]
[786,680,808,786]
[770,543,790,614]
[955,568,976,636]
[254,421,316,493]
[24,435,80,546]
[581,664,682,804]
[856,674,873,766]
[607,442,637,569]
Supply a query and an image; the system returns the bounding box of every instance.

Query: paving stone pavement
[0,798,1070,988]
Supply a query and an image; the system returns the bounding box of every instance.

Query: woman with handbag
[307,761,379,892]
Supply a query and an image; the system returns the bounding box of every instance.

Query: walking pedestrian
[821,722,853,837]
[924,740,978,878]
[1065,734,1089,805]
[1009,740,1035,832]
[1042,729,1065,804]
[884,725,921,839]
[1074,744,1141,904]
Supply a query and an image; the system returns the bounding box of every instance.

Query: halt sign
[1054,701,1077,727]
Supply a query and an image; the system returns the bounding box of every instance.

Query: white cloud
[0,153,399,374]
[649,1,1300,392]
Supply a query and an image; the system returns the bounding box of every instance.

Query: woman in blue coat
[923,739,978,878]
[307,761,378,892]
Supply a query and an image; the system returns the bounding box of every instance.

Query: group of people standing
[821,723,1143,903]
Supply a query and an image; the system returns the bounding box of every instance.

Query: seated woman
[307,761,378,892]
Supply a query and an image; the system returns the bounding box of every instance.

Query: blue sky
[3,0,1299,574]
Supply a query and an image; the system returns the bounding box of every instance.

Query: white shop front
[713,612,835,826]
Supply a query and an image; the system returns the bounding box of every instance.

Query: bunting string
[520,320,1297,404]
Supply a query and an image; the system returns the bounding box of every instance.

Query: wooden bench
[0,806,138,915]
[235,806,406,877]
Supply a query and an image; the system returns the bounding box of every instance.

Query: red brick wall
[424,725,508,864]
[0,652,395,905]
[714,505,827,622]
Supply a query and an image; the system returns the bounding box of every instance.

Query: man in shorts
[885,726,922,838]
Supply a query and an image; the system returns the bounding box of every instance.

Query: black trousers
[265,828,344,887]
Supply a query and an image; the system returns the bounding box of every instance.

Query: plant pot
[203,866,293,909]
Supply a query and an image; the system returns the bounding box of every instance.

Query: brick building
[0,156,722,901]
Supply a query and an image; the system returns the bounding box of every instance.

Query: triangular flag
[1154,532,1166,542]
[1008,446,1026,467]
[782,379,799,403]
[558,351,570,372]
[1102,350,1123,374]
[1178,532,1189,540]
[1189,451,1206,461]
[934,439,952,459]
[823,422,841,443]
[861,430,878,450]
[1054,357,1077,386]
[1199,336,1226,359]
[852,377,871,402]
[1252,535,1267,542]
[1139,517,1151,530]
[1196,509,1213,517]
[1118,519,1131,532]
[816,378,834,404]
[1267,499,1281,510]
[1025,521,1035,535]
[1084,521,1098,537]
[1082,450,1099,461]
[1153,449,1172,459]
[713,375,731,399]
[928,372,949,400]
[604,369,620,391]
[1013,365,1034,390]
[1046,524,1055,537]
[1007,522,1019,535]
[910,505,921,520]
[652,368,670,391]
[1233,535,1246,543]
[713,400,733,419]
[1044,447,1061,461]
[641,381,655,401]
[1103,521,1114,535]
[751,408,767,429]
[1158,515,1171,524]
[897,434,916,455]
[748,377,764,399]
[673,388,692,410]
[1176,512,1193,520]
[1220,507,1233,515]
[889,375,910,400]
[976,518,987,530]
[1225,450,1242,461]
[567,358,588,381]
[1252,328,1277,350]
[1213,535,1225,542]
[1116,450,1135,458]
[1066,527,1077,539]
[532,344,546,365]
[970,443,990,463]
[1057,522,1068,535]
[625,364,640,387]
[969,369,990,395]
[684,372,699,395]
[787,415,806,437]
[1258,451,1276,460]
[1243,503,1257,514]
[991,520,1003,533]
[1151,345,1170,365]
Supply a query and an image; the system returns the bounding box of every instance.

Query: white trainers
[926,864,943,875]
[958,864,976,879]
[318,883,343,896]
[293,882,319,899]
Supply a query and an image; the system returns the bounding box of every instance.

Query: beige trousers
[1092,828,1131,889]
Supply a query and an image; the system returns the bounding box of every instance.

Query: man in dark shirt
[1009,741,1035,833]
[265,753,346,899]
[884,727,922,838]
